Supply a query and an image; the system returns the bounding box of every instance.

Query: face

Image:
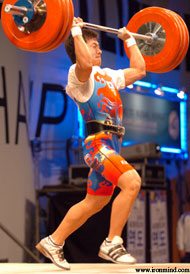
[86,38,102,66]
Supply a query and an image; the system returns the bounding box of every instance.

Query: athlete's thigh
[84,134,134,186]
[87,168,115,196]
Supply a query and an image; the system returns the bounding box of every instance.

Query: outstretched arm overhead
[71,17,93,83]
[118,27,146,86]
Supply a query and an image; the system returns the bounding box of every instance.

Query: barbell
[1,0,189,73]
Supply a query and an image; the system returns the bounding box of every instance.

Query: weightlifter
[36,17,146,270]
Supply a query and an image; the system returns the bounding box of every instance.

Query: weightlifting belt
[86,120,125,137]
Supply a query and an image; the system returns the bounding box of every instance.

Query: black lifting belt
[86,121,125,137]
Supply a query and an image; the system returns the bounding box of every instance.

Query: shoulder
[101,67,125,90]
[102,67,124,75]
[92,66,123,79]
[68,64,98,83]
[66,65,97,103]
[68,64,79,83]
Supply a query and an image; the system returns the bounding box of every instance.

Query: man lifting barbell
[36,16,146,270]
[1,1,189,71]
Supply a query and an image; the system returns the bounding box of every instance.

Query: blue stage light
[180,101,187,151]
[134,80,152,88]
[161,86,178,93]
[77,108,84,138]
[160,147,182,154]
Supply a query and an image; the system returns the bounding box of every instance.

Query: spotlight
[127,84,134,89]
[177,90,185,99]
[156,144,161,152]
[154,88,164,96]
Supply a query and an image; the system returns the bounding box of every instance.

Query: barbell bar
[4,3,156,43]
[82,22,157,43]
[1,0,189,73]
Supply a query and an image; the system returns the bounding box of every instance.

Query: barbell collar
[4,1,46,33]
[4,4,27,16]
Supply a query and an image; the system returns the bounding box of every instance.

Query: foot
[36,236,70,270]
[98,235,136,264]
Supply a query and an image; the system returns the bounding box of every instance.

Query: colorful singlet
[66,65,134,196]
[77,69,123,126]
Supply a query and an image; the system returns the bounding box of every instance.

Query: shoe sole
[98,251,136,264]
[36,243,70,270]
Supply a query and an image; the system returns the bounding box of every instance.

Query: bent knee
[131,176,141,192]
[129,172,141,192]
[134,171,141,186]
[118,169,141,192]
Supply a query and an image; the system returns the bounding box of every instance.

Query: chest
[92,71,122,106]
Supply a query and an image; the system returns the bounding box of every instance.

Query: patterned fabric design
[76,71,123,126]
[84,132,134,196]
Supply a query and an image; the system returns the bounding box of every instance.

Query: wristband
[71,26,82,37]
[125,37,136,48]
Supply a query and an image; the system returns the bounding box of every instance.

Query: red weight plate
[124,7,181,72]
[39,0,74,52]
[45,0,74,51]
[155,9,189,73]
[153,9,184,73]
[38,0,70,52]
[126,7,181,72]
[59,0,74,44]
[1,0,64,51]
[171,11,189,69]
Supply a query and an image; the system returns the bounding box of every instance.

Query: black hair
[64,28,99,64]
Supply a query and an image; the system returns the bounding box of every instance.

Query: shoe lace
[55,249,65,261]
[109,244,129,257]
[118,245,129,255]
[47,244,65,262]
[117,244,128,255]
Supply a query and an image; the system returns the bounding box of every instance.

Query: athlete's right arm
[118,27,146,86]
[72,17,93,83]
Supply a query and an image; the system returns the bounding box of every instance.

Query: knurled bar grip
[83,22,154,42]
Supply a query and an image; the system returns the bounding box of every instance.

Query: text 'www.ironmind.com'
[135,267,190,273]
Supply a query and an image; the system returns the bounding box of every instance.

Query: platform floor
[0,263,190,274]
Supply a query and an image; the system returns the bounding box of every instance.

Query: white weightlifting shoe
[98,235,136,264]
[36,236,70,270]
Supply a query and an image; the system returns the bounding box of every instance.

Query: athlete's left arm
[118,28,146,87]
